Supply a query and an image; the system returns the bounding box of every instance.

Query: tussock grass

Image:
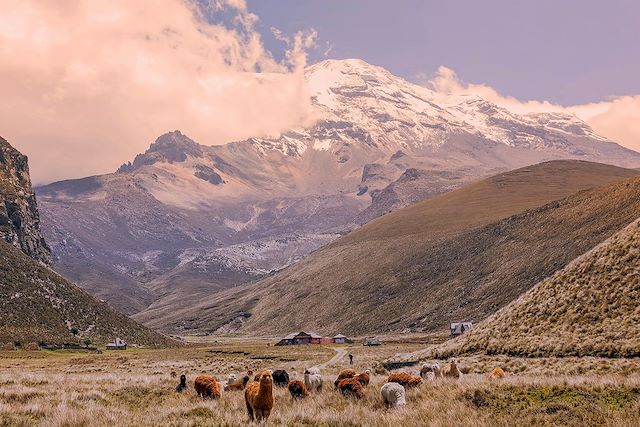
[433,218,640,358]
[1,344,639,426]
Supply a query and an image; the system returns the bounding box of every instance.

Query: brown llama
[490,367,505,380]
[337,378,365,399]
[334,368,357,388]
[387,372,422,388]
[194,375,222,399]
[245,370,274,422]
[288,380,308,399]
[353,370,370,386]
[441,360,462,379]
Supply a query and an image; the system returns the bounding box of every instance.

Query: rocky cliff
[0,136,51,264]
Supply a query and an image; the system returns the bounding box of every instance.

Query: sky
[0,0,638,184]
[249,0,640,105]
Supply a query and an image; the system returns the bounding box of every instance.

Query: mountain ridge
[132,160,640,334]
[36,58,640,318]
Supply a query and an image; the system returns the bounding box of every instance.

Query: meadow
[1,339,639,426]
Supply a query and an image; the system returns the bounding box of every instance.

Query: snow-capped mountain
[36,59,640,320]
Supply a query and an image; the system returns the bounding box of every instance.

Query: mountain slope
[434,216,640,358]
[38,59,640,316]
[0,136,172,347]
[0,240,172,346]
[134,161,640,334]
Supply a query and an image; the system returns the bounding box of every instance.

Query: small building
[275,331,332,346]
[450,322,473,337]
[106,338,127,350]
[332,334,350,344]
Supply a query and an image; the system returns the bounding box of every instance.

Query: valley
[35,60,640,327]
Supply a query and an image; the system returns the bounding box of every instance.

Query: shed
[332,334,349,344]
[450,322,473,336]
[106,338,127,350]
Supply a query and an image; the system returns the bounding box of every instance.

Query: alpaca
[227,373,237,385]
[224,375,250,391]
[254,372,261,382]
[245,370,274,422]
[194,375,222,399]
[272,370,290,387]
[334,368,357,388]
[490,367,505,380]
[337,378,365,399]
[288,380,308,399]
[305,367,321,375]
[170,370,177,378]
[381,382,406,408]
[387,373,422,388]
[441,360,462,379]
[304,368,323,393]
[420,363,441,382]
[175,374,187,393]
[353,370,371,386]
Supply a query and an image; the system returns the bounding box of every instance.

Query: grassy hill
[1,136,172,347]
[433,216,640,358]
[137,160,640,335]
[0,239,174,347]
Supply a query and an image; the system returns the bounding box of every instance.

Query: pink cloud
[425,66,640,153]
[0,0,316,183]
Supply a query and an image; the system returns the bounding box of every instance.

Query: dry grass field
[1,340,639,426]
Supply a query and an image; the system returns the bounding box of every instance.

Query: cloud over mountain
[425,66,640,153]
[0,0,316,183]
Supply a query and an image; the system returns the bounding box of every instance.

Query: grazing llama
[288,380,308,399]
[387,373,422,388]
[194,375,222,399]
[381,382,406,408]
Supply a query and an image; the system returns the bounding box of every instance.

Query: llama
[420,363,441,382]
[441,360,462,379]
[387,373,422,388]
[245,370,274,422]
[490,367,505,380]
[334,368,357,388]
[194,375,222,399]
[227,373,237,385]
[288,380,308,399]
[381,382,406,408]
[304,368,323,393]
[175,374,187,393]
[224,375,250,391]
[337,377,365,399]
[272,370,290,387]
[353,370,371,386]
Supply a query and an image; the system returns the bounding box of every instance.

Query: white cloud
[423,66,640,153]
[0,0,317,183]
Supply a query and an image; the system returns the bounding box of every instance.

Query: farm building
[332,334,351,344]
[275,331,346,346]
[106,338,127,350]
[450,322,473,336]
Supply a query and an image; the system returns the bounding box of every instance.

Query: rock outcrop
[0,136,51,264]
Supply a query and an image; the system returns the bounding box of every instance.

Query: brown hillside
[140,160,640,335]
[0,239,173,347]
[433,217,640,358]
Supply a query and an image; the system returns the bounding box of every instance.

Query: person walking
[348,353,354,365]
